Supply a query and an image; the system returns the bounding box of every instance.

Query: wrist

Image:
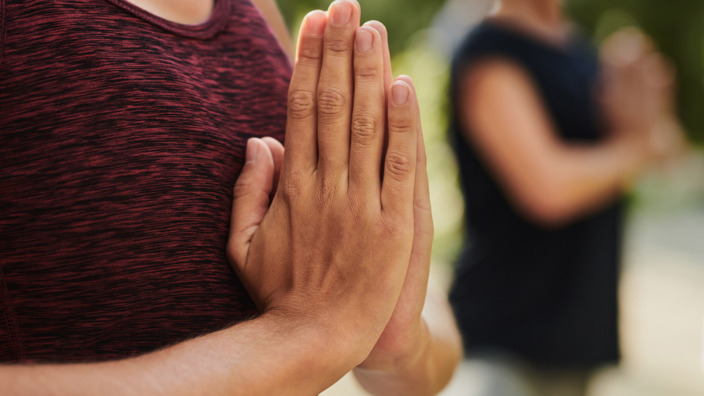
[607,132,650,188]
[646,116,684,160]
[259,308,371,372]
[353,319,435,396]
[356,318,430,374]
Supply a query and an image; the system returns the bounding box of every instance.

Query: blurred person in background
[446,0,683,395]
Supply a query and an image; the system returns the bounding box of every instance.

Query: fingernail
[331,1,352,26]
[304,10,326,36]
[356,29,373,52]
[245,138,259,164]
[392,82,409,105]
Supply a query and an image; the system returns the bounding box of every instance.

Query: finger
[381,78,418,218]
[363,21,393,97]
[283,10,327,176]
[316,0,361,175]
[348,26,385,197]
[364,20,393,176]
[228,138,276,268]
[399,76,433,279]
[261,137,285,198]
[648,54,677,113]
[643,53,676,88]
[396,75,433,241]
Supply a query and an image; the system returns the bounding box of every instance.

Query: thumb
[261,136,285,197]
[227,138,276,270]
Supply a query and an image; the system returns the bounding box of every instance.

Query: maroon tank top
[0,0,291,362]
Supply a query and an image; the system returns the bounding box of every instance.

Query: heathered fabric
[0,0,291,362]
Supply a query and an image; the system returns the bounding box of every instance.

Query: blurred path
[589,208,704,396]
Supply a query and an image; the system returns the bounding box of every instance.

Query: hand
[356,79,434,373]
[355,22,435,373]
[600,27,684,160]
[229,11,435,374]
[227,1,423,369]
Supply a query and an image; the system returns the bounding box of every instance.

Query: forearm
[461,59,655,226]
[353,290,462,396]
[525,134,647,224]
[1,314,354,396]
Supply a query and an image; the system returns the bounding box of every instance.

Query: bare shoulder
[458,57,550,138]
[459,58,537,103]
[251,0,294,60]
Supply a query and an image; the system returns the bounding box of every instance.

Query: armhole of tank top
[0,0,5,66]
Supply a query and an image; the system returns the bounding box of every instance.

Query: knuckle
[280,171,306,201]
[385,152,413,179]
[288,89,316,120]
[318,89,347,117]
[232,172,262,201]
[324,38,351,55]
[232,180,252,200]
[379,215,413,241]
[297,45,322,64]
[350,114,378,146]
[388,118,414,134]
[415,204,435,238]
[413,196,432,215]
[345,195,368,224]
[354,65,379,81]
[315,173,340,204]
[346,191,377,220]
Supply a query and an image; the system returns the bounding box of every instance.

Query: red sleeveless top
[0,0,291,362]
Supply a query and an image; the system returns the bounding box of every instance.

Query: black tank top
[448,22,622,368]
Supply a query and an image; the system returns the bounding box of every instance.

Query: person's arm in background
[0,3,431,394]
[457,28,683,227]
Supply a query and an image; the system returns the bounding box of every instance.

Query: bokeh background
[277,0,704,394]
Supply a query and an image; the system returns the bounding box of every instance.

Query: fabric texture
[448,22,622,368]
[0,0,291,362]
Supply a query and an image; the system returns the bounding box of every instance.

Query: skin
[458,0,684,226]
[229,3,461,393]
[123,0,293,62]
[125,0,214,25]
[1,1,461,394]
